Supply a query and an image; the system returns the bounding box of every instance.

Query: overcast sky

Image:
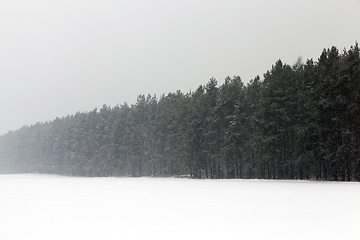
[0,0,359,135]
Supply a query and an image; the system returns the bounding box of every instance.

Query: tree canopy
[1,43,360,181]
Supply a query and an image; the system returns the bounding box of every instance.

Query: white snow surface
[0,174,359,240]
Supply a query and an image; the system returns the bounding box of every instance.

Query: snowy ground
[0,174,359,240]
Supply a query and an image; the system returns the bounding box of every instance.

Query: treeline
[1,43,360,181]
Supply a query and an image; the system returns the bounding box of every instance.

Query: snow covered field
[0,174,359,240]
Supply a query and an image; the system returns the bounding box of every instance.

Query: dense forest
[1,43,360,181]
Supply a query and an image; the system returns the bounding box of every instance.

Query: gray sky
[1,0,360,135]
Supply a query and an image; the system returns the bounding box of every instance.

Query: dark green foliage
[0,43,359,181]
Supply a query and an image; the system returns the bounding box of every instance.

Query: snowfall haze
[0,174,359,239]
[0,0,360,135]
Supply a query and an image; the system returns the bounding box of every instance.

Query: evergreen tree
[0,43,359,181]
